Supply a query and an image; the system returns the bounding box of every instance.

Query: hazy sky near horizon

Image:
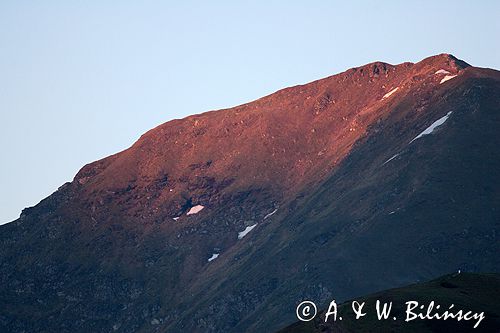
[1,1,499,224]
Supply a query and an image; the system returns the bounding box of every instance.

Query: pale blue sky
[1,1,499,224]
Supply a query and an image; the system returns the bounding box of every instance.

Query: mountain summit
[1,54,499,332]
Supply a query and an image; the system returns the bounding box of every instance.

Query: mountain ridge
[69,53,471,219]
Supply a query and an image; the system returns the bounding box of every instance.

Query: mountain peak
[418,53,471,71]
[72,53,476,210]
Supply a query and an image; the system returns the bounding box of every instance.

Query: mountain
[1,54,499,332]
[279,273,500,333]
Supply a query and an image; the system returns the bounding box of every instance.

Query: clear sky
[1,1,499,224]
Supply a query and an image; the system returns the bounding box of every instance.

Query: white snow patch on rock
[435,69,450,75]
[208,253,219,262]
[173,217,180,221]
[382,153,399,165]
[264,209,278,220]
[410,111,453,143]
[382,87,399,99]
[238,224,257,239]
[187,205,204,215]
[440,75,457,84]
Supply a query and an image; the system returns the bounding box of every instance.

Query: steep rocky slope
[0,54,498,332]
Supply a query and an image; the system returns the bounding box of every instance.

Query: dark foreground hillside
[279,273,500,333]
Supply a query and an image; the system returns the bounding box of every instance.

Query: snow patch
[208,253,219,262]
[435,69,450,75]
[382,87,399,99]
[410,111,453,143]
[382,153,399,165]
[264,209,278,220]
[238,224,257,239]
[186,205,204,215]
[440,75,457,84]
[172,217,180,221]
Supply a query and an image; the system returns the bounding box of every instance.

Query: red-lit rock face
[73,54,469,222]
